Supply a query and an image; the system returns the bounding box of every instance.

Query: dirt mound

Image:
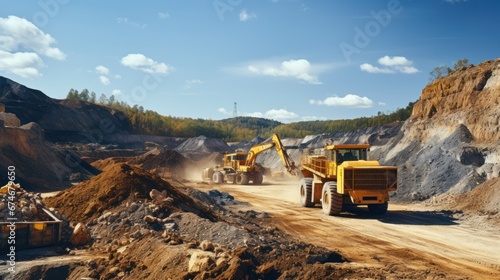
[175,135,232,161]
[127,147,191,178]
[44,163,216,224]
[435,177,500,215]
[0,125,99,191]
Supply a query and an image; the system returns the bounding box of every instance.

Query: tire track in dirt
[193,182,500,279]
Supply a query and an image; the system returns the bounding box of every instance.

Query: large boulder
[69,223,91,246]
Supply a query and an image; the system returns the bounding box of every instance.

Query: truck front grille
[344,168,397,190]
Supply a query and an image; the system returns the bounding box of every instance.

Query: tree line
[66,89,415,141]
[429,58,470,81]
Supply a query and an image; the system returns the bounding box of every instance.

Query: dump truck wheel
[253,173,263,185]
[202,168,214,182]
[322,182,342,216]
[212,171,223,184]
[368,202,388,215]
[299,178,313,207]
[236,173,249,185]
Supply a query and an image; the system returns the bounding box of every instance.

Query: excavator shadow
[337,207,459,226]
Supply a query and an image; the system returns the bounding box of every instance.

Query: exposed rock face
[0,76,131,143]
[374,59,500,201]
[0,112,20,127]
[411,59,500,143]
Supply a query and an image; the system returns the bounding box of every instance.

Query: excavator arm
[270,134,299,176]
[244,133,298,176]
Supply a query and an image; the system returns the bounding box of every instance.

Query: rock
[163,222,177,231]
[129,202,139,212]
[130,230,142,239]
[257,261,275,275]
[119,236,130,246]
[188,251,215,273]
[29,204,38,216]
[199,240,215,252]
[108,266,119,275]
[69,223,92,246]
[144,215,157,224]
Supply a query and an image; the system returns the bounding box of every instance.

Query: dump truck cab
[300,144,397,215]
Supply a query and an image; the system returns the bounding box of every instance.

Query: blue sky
[1,0,499,123]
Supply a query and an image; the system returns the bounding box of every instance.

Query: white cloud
[244,111,264,118]
[95,65,109,75]
[301,116,327,121]
[360,63,394,74]
[0,51,44,78]
[120,53,172,74]
[360,56,419,74]
[112,89,122,96]
[378,102,387,106]
[158,12,170,19]
[265,109,298,120]
[241,109,298,121]
[116,17,146,29]
[310,94,374,108]
[99,76,110,85]
[218,108,231,115]
[247,59,322,84]
[184,79,203,90]
[0,16,66,78]
[239,10,257,21]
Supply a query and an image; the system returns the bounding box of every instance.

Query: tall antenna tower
[233,102,238,118]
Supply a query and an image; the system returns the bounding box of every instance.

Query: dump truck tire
[212,171,223,184]
[299,178,314,207]
[322,182,342,216]
[368,202,388,215]
[202,168,214,182]
[236,173,249,185]
[253,173,263,185]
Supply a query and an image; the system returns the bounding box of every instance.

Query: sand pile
[175,135,232,161]
[44,163,216,224]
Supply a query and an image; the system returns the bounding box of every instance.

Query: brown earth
[44,163,216,224]
[0,124,99,191]
[127,147,192,178]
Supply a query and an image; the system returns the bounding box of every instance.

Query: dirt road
[192,180,500,279]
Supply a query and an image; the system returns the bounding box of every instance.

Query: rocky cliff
[375,59,500,201]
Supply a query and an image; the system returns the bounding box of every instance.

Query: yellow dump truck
[203,133,298,185]
[299,144,397,215]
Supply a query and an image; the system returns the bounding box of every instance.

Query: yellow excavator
[202,133,298,185]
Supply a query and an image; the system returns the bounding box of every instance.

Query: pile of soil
[41,163,352,279]
[127,147,191,178]
[44,163,216,224]
[427,177,500,227]
[175,135,232,161]
[0,124,99,191]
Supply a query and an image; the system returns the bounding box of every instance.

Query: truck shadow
[338,207,459,226]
